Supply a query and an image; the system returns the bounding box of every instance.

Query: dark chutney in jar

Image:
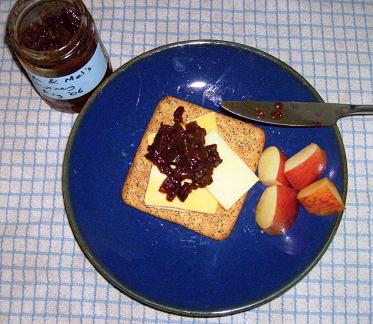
[7,0,112,113]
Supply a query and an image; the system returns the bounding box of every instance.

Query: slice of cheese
[144,112,257,213]
[144,112,219,213]
[205,131,259,210]
[147,133,156,145]
[144,165,218,213]
[192,112,217,133]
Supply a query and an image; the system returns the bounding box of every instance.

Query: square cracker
[122,96,265,240]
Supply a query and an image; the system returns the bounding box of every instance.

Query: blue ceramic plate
[63,40,347,317]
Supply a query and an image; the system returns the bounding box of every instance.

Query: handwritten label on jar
[25,43,107,100]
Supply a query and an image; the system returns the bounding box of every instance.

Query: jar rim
[7,0,89,60]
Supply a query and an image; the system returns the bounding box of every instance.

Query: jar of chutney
[7,0,112,113]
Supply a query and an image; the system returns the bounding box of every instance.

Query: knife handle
[346,104,373,116]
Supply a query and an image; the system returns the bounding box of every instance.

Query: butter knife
[220,101,373,127]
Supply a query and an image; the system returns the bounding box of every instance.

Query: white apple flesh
[256,185,299,235]
[258,146,289,186]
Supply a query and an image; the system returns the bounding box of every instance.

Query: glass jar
[7,0,112,113]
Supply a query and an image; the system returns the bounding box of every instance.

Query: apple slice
[297,177,344,216]
[258,146,289,186]
[256,185,299,235]
[284,143,327,191]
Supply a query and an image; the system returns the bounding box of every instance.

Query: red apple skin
[297,177,345,216]
[258,146,289,186]
[256,185,299,235]
[284,144,327,191]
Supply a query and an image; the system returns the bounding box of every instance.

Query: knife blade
[220,101,373,127]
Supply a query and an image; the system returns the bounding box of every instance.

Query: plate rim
[62,39,348,317]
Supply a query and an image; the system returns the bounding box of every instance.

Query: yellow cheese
[144,165,218,213]
[205,131,259,210]
[147,133,156,145]
[144,112,219,213]
[145,112,258,213]
[192,112,217,133]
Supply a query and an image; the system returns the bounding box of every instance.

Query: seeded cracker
[122,96,265,240]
